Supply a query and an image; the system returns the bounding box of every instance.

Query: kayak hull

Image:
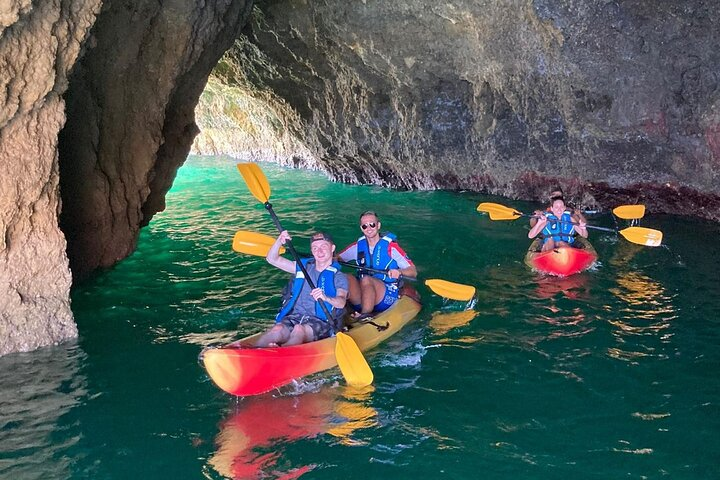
[524,237,598,277]
[202,295,422,396]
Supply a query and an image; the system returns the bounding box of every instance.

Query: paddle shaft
[478,202,660,246]
[273,242,417,282]
[264,202,334,319]
[338,261,417,282]
[295,255,418,283]
[232,228,476,300]
[523,213,617,233]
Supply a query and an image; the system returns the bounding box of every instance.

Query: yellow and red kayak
[201,295,422,396]
[524,237,598,277]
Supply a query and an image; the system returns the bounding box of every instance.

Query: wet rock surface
[228,0,720,217]
[0,0,100,355]
[2,0,719,354]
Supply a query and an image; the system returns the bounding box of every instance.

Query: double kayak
[201,294,422,396]
[524,236,598,277]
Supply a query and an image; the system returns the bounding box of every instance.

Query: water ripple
[0,346,87,480]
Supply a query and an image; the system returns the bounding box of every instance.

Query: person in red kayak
[257,230,349,347]
[529,188,588,228]
[528,196,588,251]
[337,211,417,318]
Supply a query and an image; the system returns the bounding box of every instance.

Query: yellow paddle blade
[335,332,373,387]
[237,163,271,203]
[424,279,476,301]
[619,226,663,247]
[476,202,523,221]
[232,230,285,256]
[613,204,645,220]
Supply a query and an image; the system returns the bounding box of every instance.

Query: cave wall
[3,0,720,355]
[1,0,253,355]
[58,0,254,280]
[231,0,720,217]
[0,0,101,355]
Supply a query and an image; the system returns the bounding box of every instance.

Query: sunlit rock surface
[1,0,252,354]
[0,0,100,355]
[192,76,315,168]
[217,1,720,217]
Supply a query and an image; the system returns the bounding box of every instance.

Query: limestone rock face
[3,0,720,355]
[192,75,315,168]
[0,0,101,355]
[227,0,720,218]
[58,0,253,280]
[1,0,252,354]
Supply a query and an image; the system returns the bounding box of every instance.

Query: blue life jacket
[541,211,576,244]
[356,232,398,283]
[275,258,342,323]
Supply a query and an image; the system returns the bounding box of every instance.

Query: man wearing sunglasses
[337,211,417,318]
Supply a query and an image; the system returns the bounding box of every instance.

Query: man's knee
[290,324,307,336]
[290,324,313,342]
[271,324,288,334]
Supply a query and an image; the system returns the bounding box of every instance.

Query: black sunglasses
[361,222,377,230]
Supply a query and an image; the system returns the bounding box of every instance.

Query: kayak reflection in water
[256,231,349,348]
[534,273,590,301]
[207,388,377,479]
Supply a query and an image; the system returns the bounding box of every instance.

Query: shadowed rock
[58,0,253,280]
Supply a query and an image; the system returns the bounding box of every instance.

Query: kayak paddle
[612,204,645,220]
[582,205,646,219]
[476,202,663,246]
[582,205,645,219]
[232,229,477,301]
[237,162,373,387]
[335,331,374,387]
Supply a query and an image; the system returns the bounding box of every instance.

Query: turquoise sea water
[1,156,719,479]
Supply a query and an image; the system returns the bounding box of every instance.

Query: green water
[2,156,719,479]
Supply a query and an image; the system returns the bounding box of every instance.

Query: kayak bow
[524,237,598,277]
[201,295,422,396]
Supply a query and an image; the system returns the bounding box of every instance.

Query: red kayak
[201,295,422,396]
[524,237,598,277]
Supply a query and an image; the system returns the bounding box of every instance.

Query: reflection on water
[607,241,645,269]
[611,272,675,316]
[607,271,677,362]
[534,273,590,301]
[5,158,710,478]
[327,386,378,444]
[208,386,377,479]
[0,344,86,480]
[525,275,593,340]
[529,309,590,336]
[428,310,478,336]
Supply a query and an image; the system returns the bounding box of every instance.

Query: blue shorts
[373,283,399,312]
[350,281,400,313]
[543,235,575,245]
